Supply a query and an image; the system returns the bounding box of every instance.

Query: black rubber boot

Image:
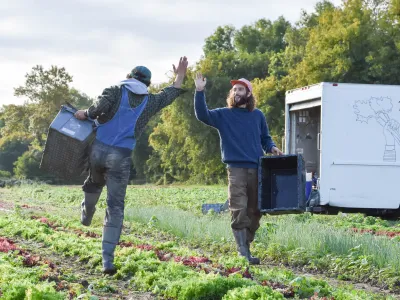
[81,192,101,226]
[102,225,121,275]
[232,229,260,265]
[246,240,260,265]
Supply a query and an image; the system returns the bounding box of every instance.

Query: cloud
[0,0,343,105]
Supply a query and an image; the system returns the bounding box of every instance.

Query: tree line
[1,0,400,184]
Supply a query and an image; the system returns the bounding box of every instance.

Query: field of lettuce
[1,183,400,299]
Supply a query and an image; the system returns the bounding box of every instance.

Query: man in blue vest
[74,56,188,274]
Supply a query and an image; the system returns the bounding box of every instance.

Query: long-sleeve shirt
[194,90,276,169]
[86,85,185,139]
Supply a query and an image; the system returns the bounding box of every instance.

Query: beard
[233,94,249,107]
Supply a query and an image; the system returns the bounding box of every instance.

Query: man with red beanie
[193,73,282,264]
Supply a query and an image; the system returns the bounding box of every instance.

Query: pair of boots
[232,229,260,265]
[81,192,120,275]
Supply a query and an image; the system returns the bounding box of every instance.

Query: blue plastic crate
[201,203,224,214]
[258,154,306,214]
[40,105,96,180]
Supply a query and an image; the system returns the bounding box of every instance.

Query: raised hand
[173,56,188,77]
[194,73,207,91]
[172,56,188,88]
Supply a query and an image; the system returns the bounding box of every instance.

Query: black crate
[40,105,96,180]
[258,154,306,214]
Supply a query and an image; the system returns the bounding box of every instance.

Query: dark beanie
[130,66,152,86]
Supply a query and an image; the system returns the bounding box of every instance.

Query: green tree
[252,76,286,139]
[203,25,236,56]
[147,69,227,184]
[234,17,292,53]
[13,65,72,144]
[0,105,30,138]
[286,0,400,87]
[13,65,92,145]
[13,139,46,180]
[0,118,4,137]
[6,65,94,181]
[146,18,293,183]
[132,116,160,183]
[0,134,30,174]
[69,88,94,109]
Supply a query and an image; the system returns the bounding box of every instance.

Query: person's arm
[75,87,117,120]
[150,86,186,113]
[147,56,188,114]
[194,90,218,128]
[172,56,187,89]
[260,112,277,153]
[193,73,219,128]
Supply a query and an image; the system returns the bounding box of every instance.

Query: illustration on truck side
[353,96,400,162]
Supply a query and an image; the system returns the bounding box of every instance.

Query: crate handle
[65,101,78,111]
[61,104,96,124]
[61,105,77,115]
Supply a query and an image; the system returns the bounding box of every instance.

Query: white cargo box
[284,82,400,219]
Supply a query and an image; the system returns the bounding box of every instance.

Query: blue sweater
[194,90,276,169]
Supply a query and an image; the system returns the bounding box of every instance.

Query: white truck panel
[285,83,322,104]
[285,82,400,210]
[321,83,400,209]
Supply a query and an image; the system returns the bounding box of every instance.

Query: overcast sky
[0,0,342,106]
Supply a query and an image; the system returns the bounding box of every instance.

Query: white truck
[283,82,400,219]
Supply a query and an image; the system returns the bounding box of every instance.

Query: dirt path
[1,236,154,300]
[0,198,155,299]
[191,241,400,299]
[259,261,400,299]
